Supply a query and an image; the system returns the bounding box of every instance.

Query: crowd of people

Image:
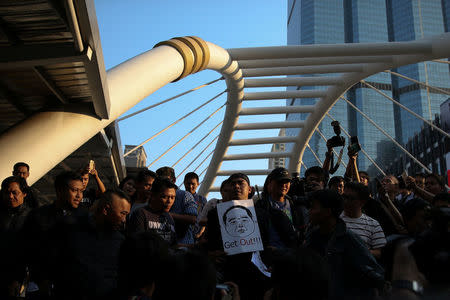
[0,141,449,299]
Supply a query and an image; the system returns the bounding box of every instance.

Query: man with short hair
[227,172,254,200]
[128,178,177,246]
[328,176,345,195]
[156,166,197,245]
[12,162,42,208]
[205,173,268,300]
[53,190,131,298]
[405,173,445,203]
[255,167,305,248]
[340,182,386,258]
[305,189,385,299]
[196,179,231,239]
[206,173,255,250]
[77,161,106,209]
[12,162,30,180]
[304,166,327,192]
[131,169,157,213]
[0,176,32,296]
[414,173,426,190]
[24,171,86,295]
[198,179,231,225]
[94,190,131,231]
[425,173,446,195]
[184,172,207,215]
[401,198,431,237]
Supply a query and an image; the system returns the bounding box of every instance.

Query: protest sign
[216,199,264,255]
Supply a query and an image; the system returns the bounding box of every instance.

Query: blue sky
[94,0,287,193]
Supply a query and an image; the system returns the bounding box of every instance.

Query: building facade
[124,145,147,168]
[269,129,287,169]
[286,0,450,177]
[385,114,448,176]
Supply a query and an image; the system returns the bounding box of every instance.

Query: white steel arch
[199,33,450,195]
[0,36,243,185]
[1,34,450,197]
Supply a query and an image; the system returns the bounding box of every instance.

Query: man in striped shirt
[340,182,386,258]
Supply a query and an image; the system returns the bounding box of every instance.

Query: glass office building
[286,0,450,177]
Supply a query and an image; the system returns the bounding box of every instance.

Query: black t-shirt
[128,206,177,246]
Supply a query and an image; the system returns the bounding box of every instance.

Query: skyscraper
[286,0,450,176]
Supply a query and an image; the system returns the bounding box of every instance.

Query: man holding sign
[205,173,258,251]
[205,173,269,300]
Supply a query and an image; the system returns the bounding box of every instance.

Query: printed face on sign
[223,206,255,237]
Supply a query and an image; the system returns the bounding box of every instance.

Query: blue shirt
[170,189,198,244]
[269,196,293,222]
[191,192,207,214]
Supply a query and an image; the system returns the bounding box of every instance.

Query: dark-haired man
[0,176,32,296]
[27,171,84,226]
[184,172,207,215]
[53,190,130,298]
[156,166,197,245]
[128,178,177,246]
[131,169,157,214]
[205,173,268,300]
[340,182,386,258]
[24,171,86,296]
[405,173,445,203]
[256,167,305,248]
[196,179,231,239]
[12,162,42,208]
[12,162,29,180]
[77,161,106,209]
[305,189,384,299]
[0,176,31,232]
[328,176,345,195]
[206,173,256,250]
[401,198,431,237]
[304,166,327,193]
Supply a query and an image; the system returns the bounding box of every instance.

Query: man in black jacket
[0,176,32,297]
[305,189,385,300]
[205,173,269,300]
[255,167,306,248]
[24,171,86,297]
[53,189,130,299]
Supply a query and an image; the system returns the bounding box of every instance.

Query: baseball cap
[268,167,292,182]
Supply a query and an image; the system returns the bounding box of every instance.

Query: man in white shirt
[340,182,386,258]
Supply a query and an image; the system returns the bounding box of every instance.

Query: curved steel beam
[0,36,242,186]
[288,33,450,173]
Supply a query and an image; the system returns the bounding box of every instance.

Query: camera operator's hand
[326,139,333,152]
[347,146,358,160]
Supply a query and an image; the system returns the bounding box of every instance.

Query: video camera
[348,136,361,155]
[328,121,345,148]
[288,172,306,198]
